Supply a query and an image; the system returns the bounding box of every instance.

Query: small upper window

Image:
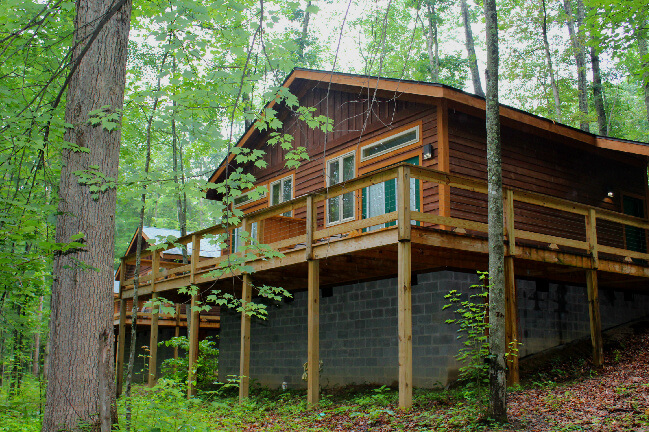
[360,126,420,161]
[269,175,293,217]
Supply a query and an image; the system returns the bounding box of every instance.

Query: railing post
[306,195,316,261]
[116,258,126,397]
[190,234,201,284]
[397,166,411,242]
[586,208,598,269]
[151,250,159,292]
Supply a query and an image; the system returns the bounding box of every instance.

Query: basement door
[362,156,420,232]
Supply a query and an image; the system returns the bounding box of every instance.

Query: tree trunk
[637,20,649,124]
[484,0,507,422]
[171,95,188,262]
[541,0,562,121]
[44,0,131,429]
[590,46,607,136]
[297,0,312,63]
[461,0,484,97]
[425,2,440,82]
[563,0,589,131]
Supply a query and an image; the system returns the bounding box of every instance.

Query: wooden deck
[115,163,649,406]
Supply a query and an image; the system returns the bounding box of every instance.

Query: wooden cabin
[115,69,649,407]
[114,227,220,387]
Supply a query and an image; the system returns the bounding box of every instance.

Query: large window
[360,126,419,161]
[269,175,293,217]
[362,156,420,231]
[327,152,356,225]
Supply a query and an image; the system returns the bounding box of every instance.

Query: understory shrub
[160,336,219,390]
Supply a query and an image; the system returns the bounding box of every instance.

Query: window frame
[268,174,295,217]
[360,125,420,162]
[326,150,356,226]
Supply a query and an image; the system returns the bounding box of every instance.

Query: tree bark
[541,0,562,121]
[461,0,484,97]
[425,2,440,82]
[637,20,649,124]
[44,0,131,429]
[563,0,589,131]
[590,46,607,136]
[297,0,312,63]
[484,0,507,422]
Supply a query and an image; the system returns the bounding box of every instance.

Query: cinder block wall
[218,270,649,389]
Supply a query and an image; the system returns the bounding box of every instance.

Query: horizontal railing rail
[119,163,649,295]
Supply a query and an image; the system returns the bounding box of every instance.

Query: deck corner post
[187,292,201,398]
[239,274,252,402]
[586,269,604,367]
[148,292,159,388]
[307,259,320,406]
[397,165,412,242]
[191,234,201,284]
[504,255,519,386]
[306,195,316,261]
[397,240,412,409]
[586,208,599,269]
[116,259,126,397]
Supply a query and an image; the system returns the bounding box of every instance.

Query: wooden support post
[307,259,320,405]
[239,274,252,402]
[151,250,159,292]
[174,304,180,363]
[397,240,412,409]
[504,188,516,256]
[190,234,200,284]
[116,299,126,397]
[116,259,126,397]
[586,269,604,367]
[397,165,411,241]
[586,208,598,269]
[148,292,159,387]
[305,195,316,261]
[504,256,519,386]
[187,292,200,398]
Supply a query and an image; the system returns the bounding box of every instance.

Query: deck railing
[119,163,649,294]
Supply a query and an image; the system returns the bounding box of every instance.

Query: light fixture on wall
[607,190,615,198]
[422,144,434,160]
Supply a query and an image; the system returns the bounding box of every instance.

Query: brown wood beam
[239,274,252,402]
[148,292,159,388]
[397,240,412,409]
[504,256,519,386]
[187,293,200,398]
[437,100,450,222]
[307,260,320,405]
[586,269,604,367]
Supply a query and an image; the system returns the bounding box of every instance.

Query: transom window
[270,175,293,217]
[327,152,355,225]
[360,126,420,161]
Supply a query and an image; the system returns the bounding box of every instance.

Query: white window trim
[233,189,267,208]
[326,151,356,226]
[269,174,294,216]
[360,126,420,162]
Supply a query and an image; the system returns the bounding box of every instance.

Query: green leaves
[87,105,123,131]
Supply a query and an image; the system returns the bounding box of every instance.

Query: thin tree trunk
[171,99,188,263]
[461,0,484,97]
[44,0,131,430]
[425,2,440,82]
[124,74,160,432]
[541,0,562,121]
[297,0,312,63]
[637,20,649,124]
[484,0,507,422]
[32,296,43,376]
[563,0,589,131]
[590,46,607,136]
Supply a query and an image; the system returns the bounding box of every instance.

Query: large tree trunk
[460,0,484,97]
[484,0,507,422]
[637,20,649,124]
[541,0,562,121]
[590,46,607,136]
[425,2,440,82]
[563,0,589,131]
[43,0,131,430]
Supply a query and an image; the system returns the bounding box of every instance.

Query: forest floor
[1,325,649,431]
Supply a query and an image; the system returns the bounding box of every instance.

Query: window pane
[410,177,418,211]
[251,222,257,241]
[328,197,339,223]
[342,155,354,181]
[328,160,340,185]
[282,177,292,202]
[271,182,281,205]
[232,227,240,253]
[362,130,417,159]
[342,192,354,220]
